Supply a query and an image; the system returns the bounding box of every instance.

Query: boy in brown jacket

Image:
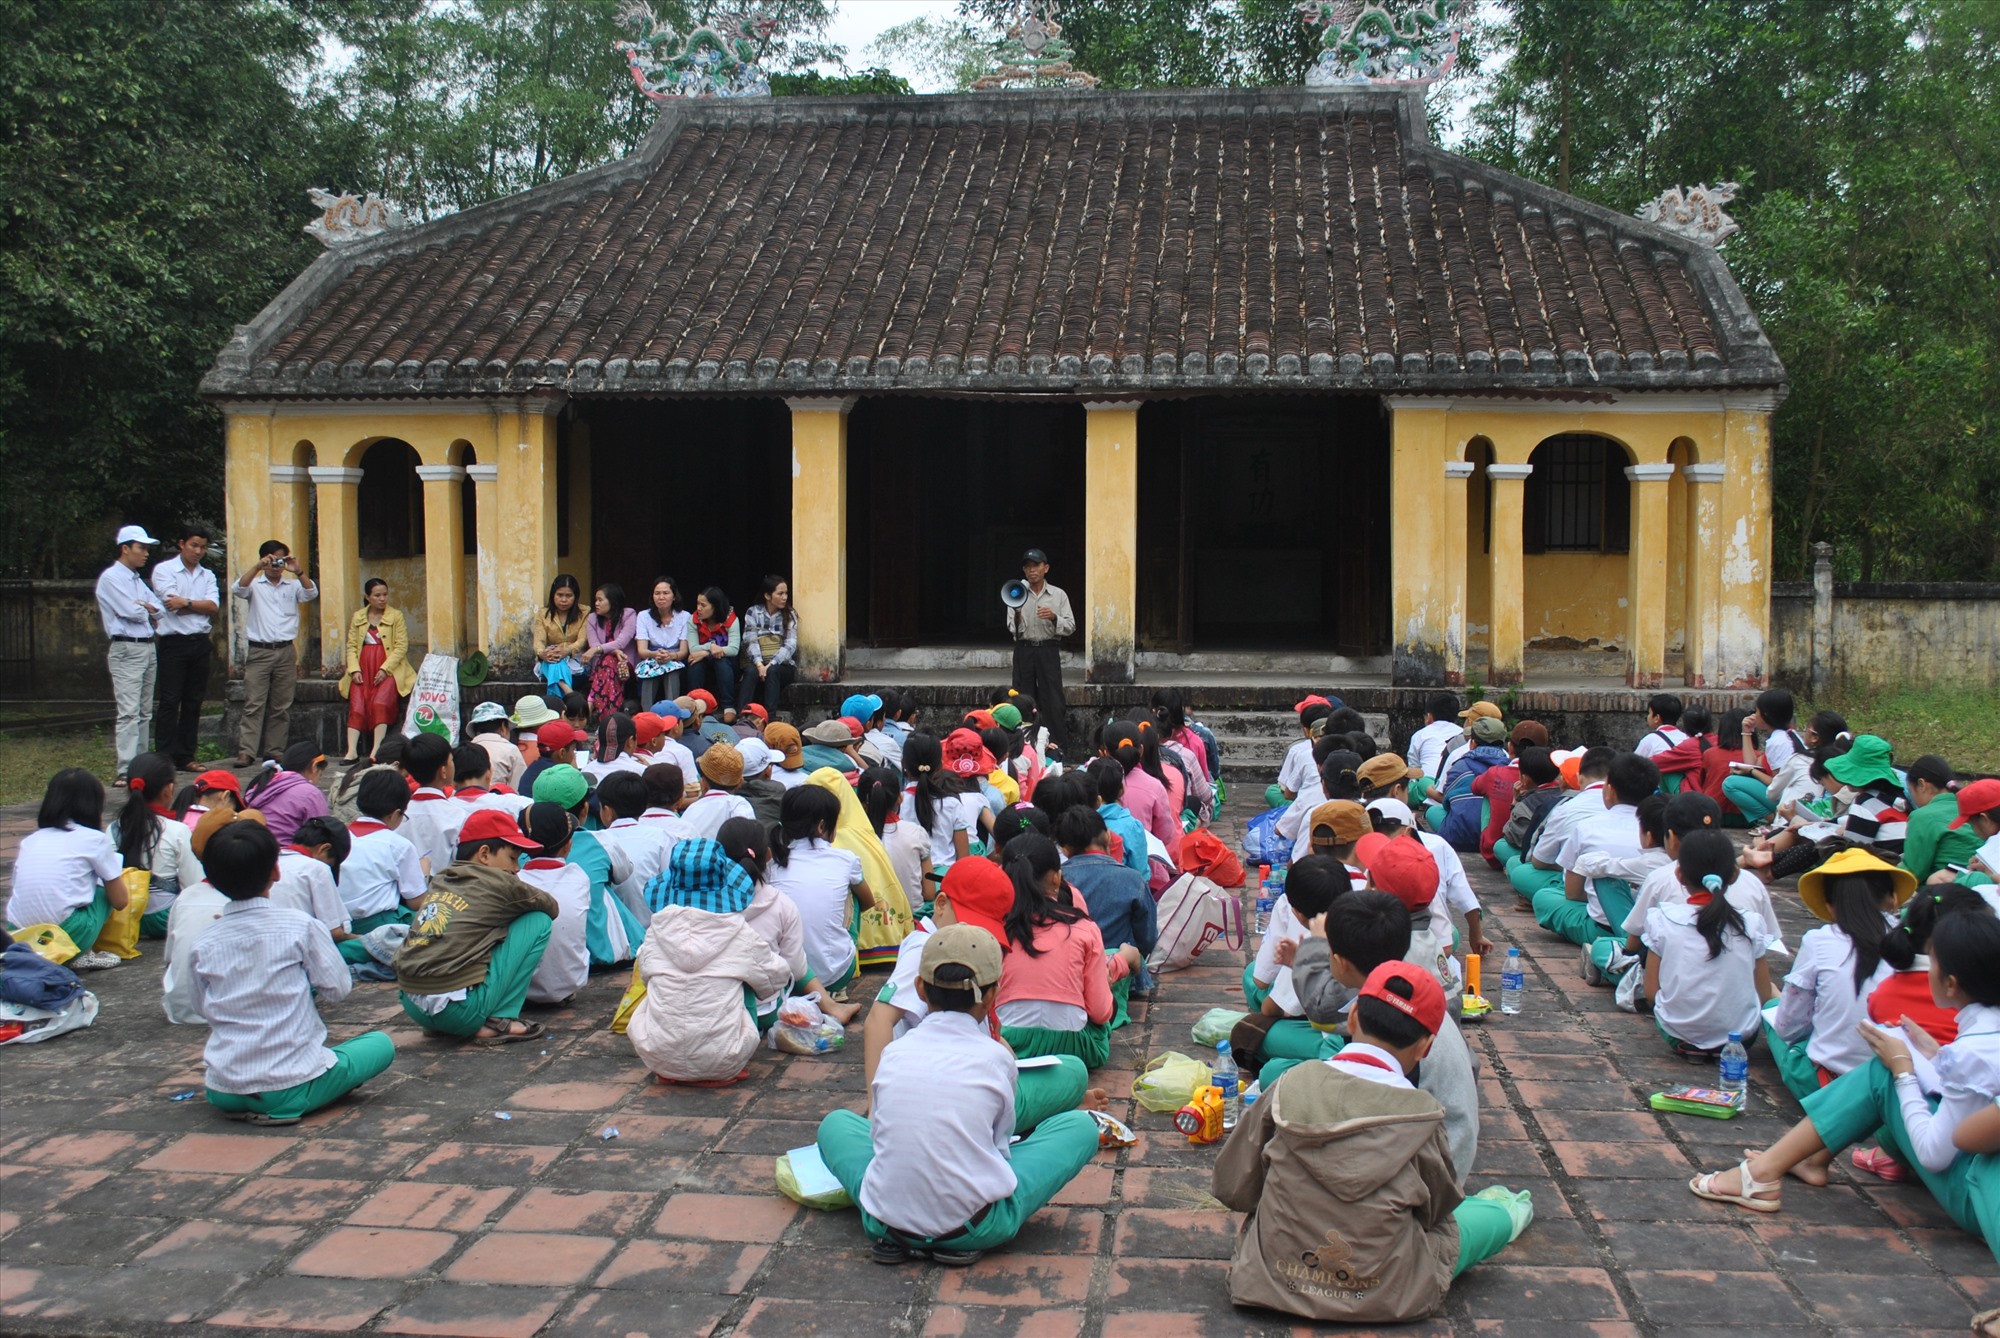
[1213,961,1533,1323]
[396,809,558,1044]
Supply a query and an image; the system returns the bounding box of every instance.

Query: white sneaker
[69,950,121,971]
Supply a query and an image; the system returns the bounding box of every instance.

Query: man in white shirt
[1536,753,1658,946]
[1005,548,1075,756]
[151,525,221,770]
[231,539,317,766]
[97,523,163,781]
[1633,693,1688,761]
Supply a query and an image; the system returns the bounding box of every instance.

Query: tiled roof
[205,88,1784,399]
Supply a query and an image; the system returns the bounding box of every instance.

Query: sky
[824,0,963,89]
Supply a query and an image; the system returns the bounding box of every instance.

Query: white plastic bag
[771,996,845,1054]
[0,991,99,1044]
[401,653,462,745]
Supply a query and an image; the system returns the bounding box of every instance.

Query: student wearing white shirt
[272,818,354,939]
[160,878,230,1024]
[518,803,592,1005]
[466,702,526,792]
[1692,906,2000,1248]
[110,753,205,938]
[638,763,694,842]
[815,924,1101,1266]
[1405,693,1465,800]
[634,577,692,709]
[593,773,676,923]
[400,735,470,877]
[1721,687,1805,824]
[191,822,395,1125]
[337,771,428,957]
[1643,833,1777,1054]
[1513,749,1614,900]
[5,770,131,969]
[682,742,756,839]
[1634,693,1689,760]
[151,525,221,769]
[581,713,647,783]
[643,704,703,800]
[1537,754,1658,947]
[719,818,864,1027]
[231,539,318,766]
[1276,699,1335,802]
[767,785,875,993]
[97,524,164,780]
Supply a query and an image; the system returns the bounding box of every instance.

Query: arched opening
[454,442,479,650]
[1666,437,1699,675]
[1464,436,1494,664]
[356,438,428,650]
[1523,433,1634,660]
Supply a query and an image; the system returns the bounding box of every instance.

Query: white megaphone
[1001,579,1030,609]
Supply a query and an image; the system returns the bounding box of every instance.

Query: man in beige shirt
[1005,548,1074,755]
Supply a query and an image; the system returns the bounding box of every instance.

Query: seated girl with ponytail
[1761,850,1913,1180]
[900,733,983,884]
[760,788,877,1001]
[112,753,203,939]
[1641,830,1779,1059]
[718,817,861,1027]
[939,833,1141,1070]
[1692,892,2000,1268]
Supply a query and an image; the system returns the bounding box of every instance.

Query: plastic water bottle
[1499,947,1525,1015]
[1254,863,1275,935]
[1719,1032,1749,1102]
[1214,1041,1241,1130]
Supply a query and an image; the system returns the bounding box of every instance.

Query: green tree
[0,0,366,575]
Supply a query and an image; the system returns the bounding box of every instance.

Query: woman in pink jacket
[627,836,790,1086]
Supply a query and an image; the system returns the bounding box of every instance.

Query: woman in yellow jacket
[339,578,416,762]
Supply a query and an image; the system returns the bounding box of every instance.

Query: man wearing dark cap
[1006,549,1073,755]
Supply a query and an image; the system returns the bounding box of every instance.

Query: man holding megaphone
[1005,548,1074,755]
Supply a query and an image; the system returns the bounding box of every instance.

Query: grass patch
[0,727,118,806]
[1804,686,2000,775]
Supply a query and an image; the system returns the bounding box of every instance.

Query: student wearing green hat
[533,763,646,966]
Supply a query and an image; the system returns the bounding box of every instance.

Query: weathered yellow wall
[1084,404,1138,683]
[1388,403,1465,683]
[787,398,853,680]
[1773,589,2000,690]
[1523,553,1629,648]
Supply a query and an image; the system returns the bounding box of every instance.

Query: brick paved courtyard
[2,799,1994,1337]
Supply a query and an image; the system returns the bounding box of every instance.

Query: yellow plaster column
[1716,400,1777,687]
[1083,403,1140,684]
[307,465,364,676]
[414,464,467,656]
[223,411,275,672]
[1387,402,1457,684]
[787,397,855,680]
[490,403,562,668]
[466,463,501,655]
[1439,460,1473,686]
[1681,463,1726,686]
[1485,463,1533,685]
[1625,463,1676,688]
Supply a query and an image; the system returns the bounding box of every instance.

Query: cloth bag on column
[401,653,463,745]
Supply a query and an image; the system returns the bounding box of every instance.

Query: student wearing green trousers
[396,809,560,1044]
[817,925,1101,1266]
[191,822,395,1126]
[1230,842,1360,1074]
[110,753,204,941]
[3,769,133,969]
[1691,907,2000,1267]
[1719,688,1805,825]
[1532,754,1657,948]
[1214,960,1531,1322]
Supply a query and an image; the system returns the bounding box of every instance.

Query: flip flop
[473,1019,545,1045]
[1851,1146,1912,1182]
[1690,1158,1782,1213]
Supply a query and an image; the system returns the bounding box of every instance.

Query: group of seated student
[6,669,1997,1318]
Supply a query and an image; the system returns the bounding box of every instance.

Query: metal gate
[0,580,32,694]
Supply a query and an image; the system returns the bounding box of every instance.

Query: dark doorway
[846,398,1085,646]
[1137,396,1389,655]
[584,399,792,607]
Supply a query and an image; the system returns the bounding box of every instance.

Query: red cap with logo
[458,809,540,851]
[1358,960,1446,1036]
[536,722,585,750]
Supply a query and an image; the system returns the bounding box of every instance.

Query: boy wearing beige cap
[816,923,1101,1266]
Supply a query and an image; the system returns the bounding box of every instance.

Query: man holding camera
[232,540,317,766]
[1006,548,1073,756]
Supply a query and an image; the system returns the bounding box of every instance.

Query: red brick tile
[1799,1273,1981,1329]
[346,1181,514,1232]
[542,1290,732,1337]
[1115,1167,1221,1210]
[0,1261,247,1324]
[136,1132,292,1175]
[935,1254,1094,1306]
[404,1141,564,1185]
[730,1297,889,1336]
[1452,1266,1629,1321]
[289,1227,459,1279]
[1112,1207,1239,1259]
[494,1187,654,1235]
[1545,1139,1694,1180]
[1006,1206,1102,1256]
[1626,1268,1813,1326]
[266,1137,424,1179]
[654,1192,798,1242]
[1048,1164,1115,1207]
[924,1304,1085,1337]
[208,1276,404,1331]
[377,1283,565,1337]
[1099,1314,1273,1338]
[0,1211,20,1239]
[133,1221,304,1272]
[596,1113,728,1151]
[0,1167,108,1215]
[503,1081,634,1112]
[215,1176,371,1223]
[446,1230,614,1285]
[1105,1258,1239,1320]
[20,1130,169,1169]
[593,1239,767,1292]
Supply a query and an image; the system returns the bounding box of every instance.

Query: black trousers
[1011,641,1067,754]
[154,632,213,766]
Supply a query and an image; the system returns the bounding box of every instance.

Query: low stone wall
[1773,578,2000,693]
[5,580,229,697]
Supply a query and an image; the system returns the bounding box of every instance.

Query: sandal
[1851,1147,1912,1182]
[1972,1306,1999,1337]
[657,1069,751,1088]
[1690,1158,1782,1213]
[473,1018,545,1045]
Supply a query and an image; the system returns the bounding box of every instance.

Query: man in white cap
[98,524,164,780]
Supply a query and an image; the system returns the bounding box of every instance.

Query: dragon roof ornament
[615,3,777,101]
[972,2,1098,90]
[304,189,406,248]
[1638,183,1742,249]
[1300,0,1465,86]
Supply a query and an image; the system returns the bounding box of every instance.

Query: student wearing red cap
[1933,777,2000,894]
[1215,959,1532,1322]
[395,809,557,1044]
[1362,831,1458,995]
